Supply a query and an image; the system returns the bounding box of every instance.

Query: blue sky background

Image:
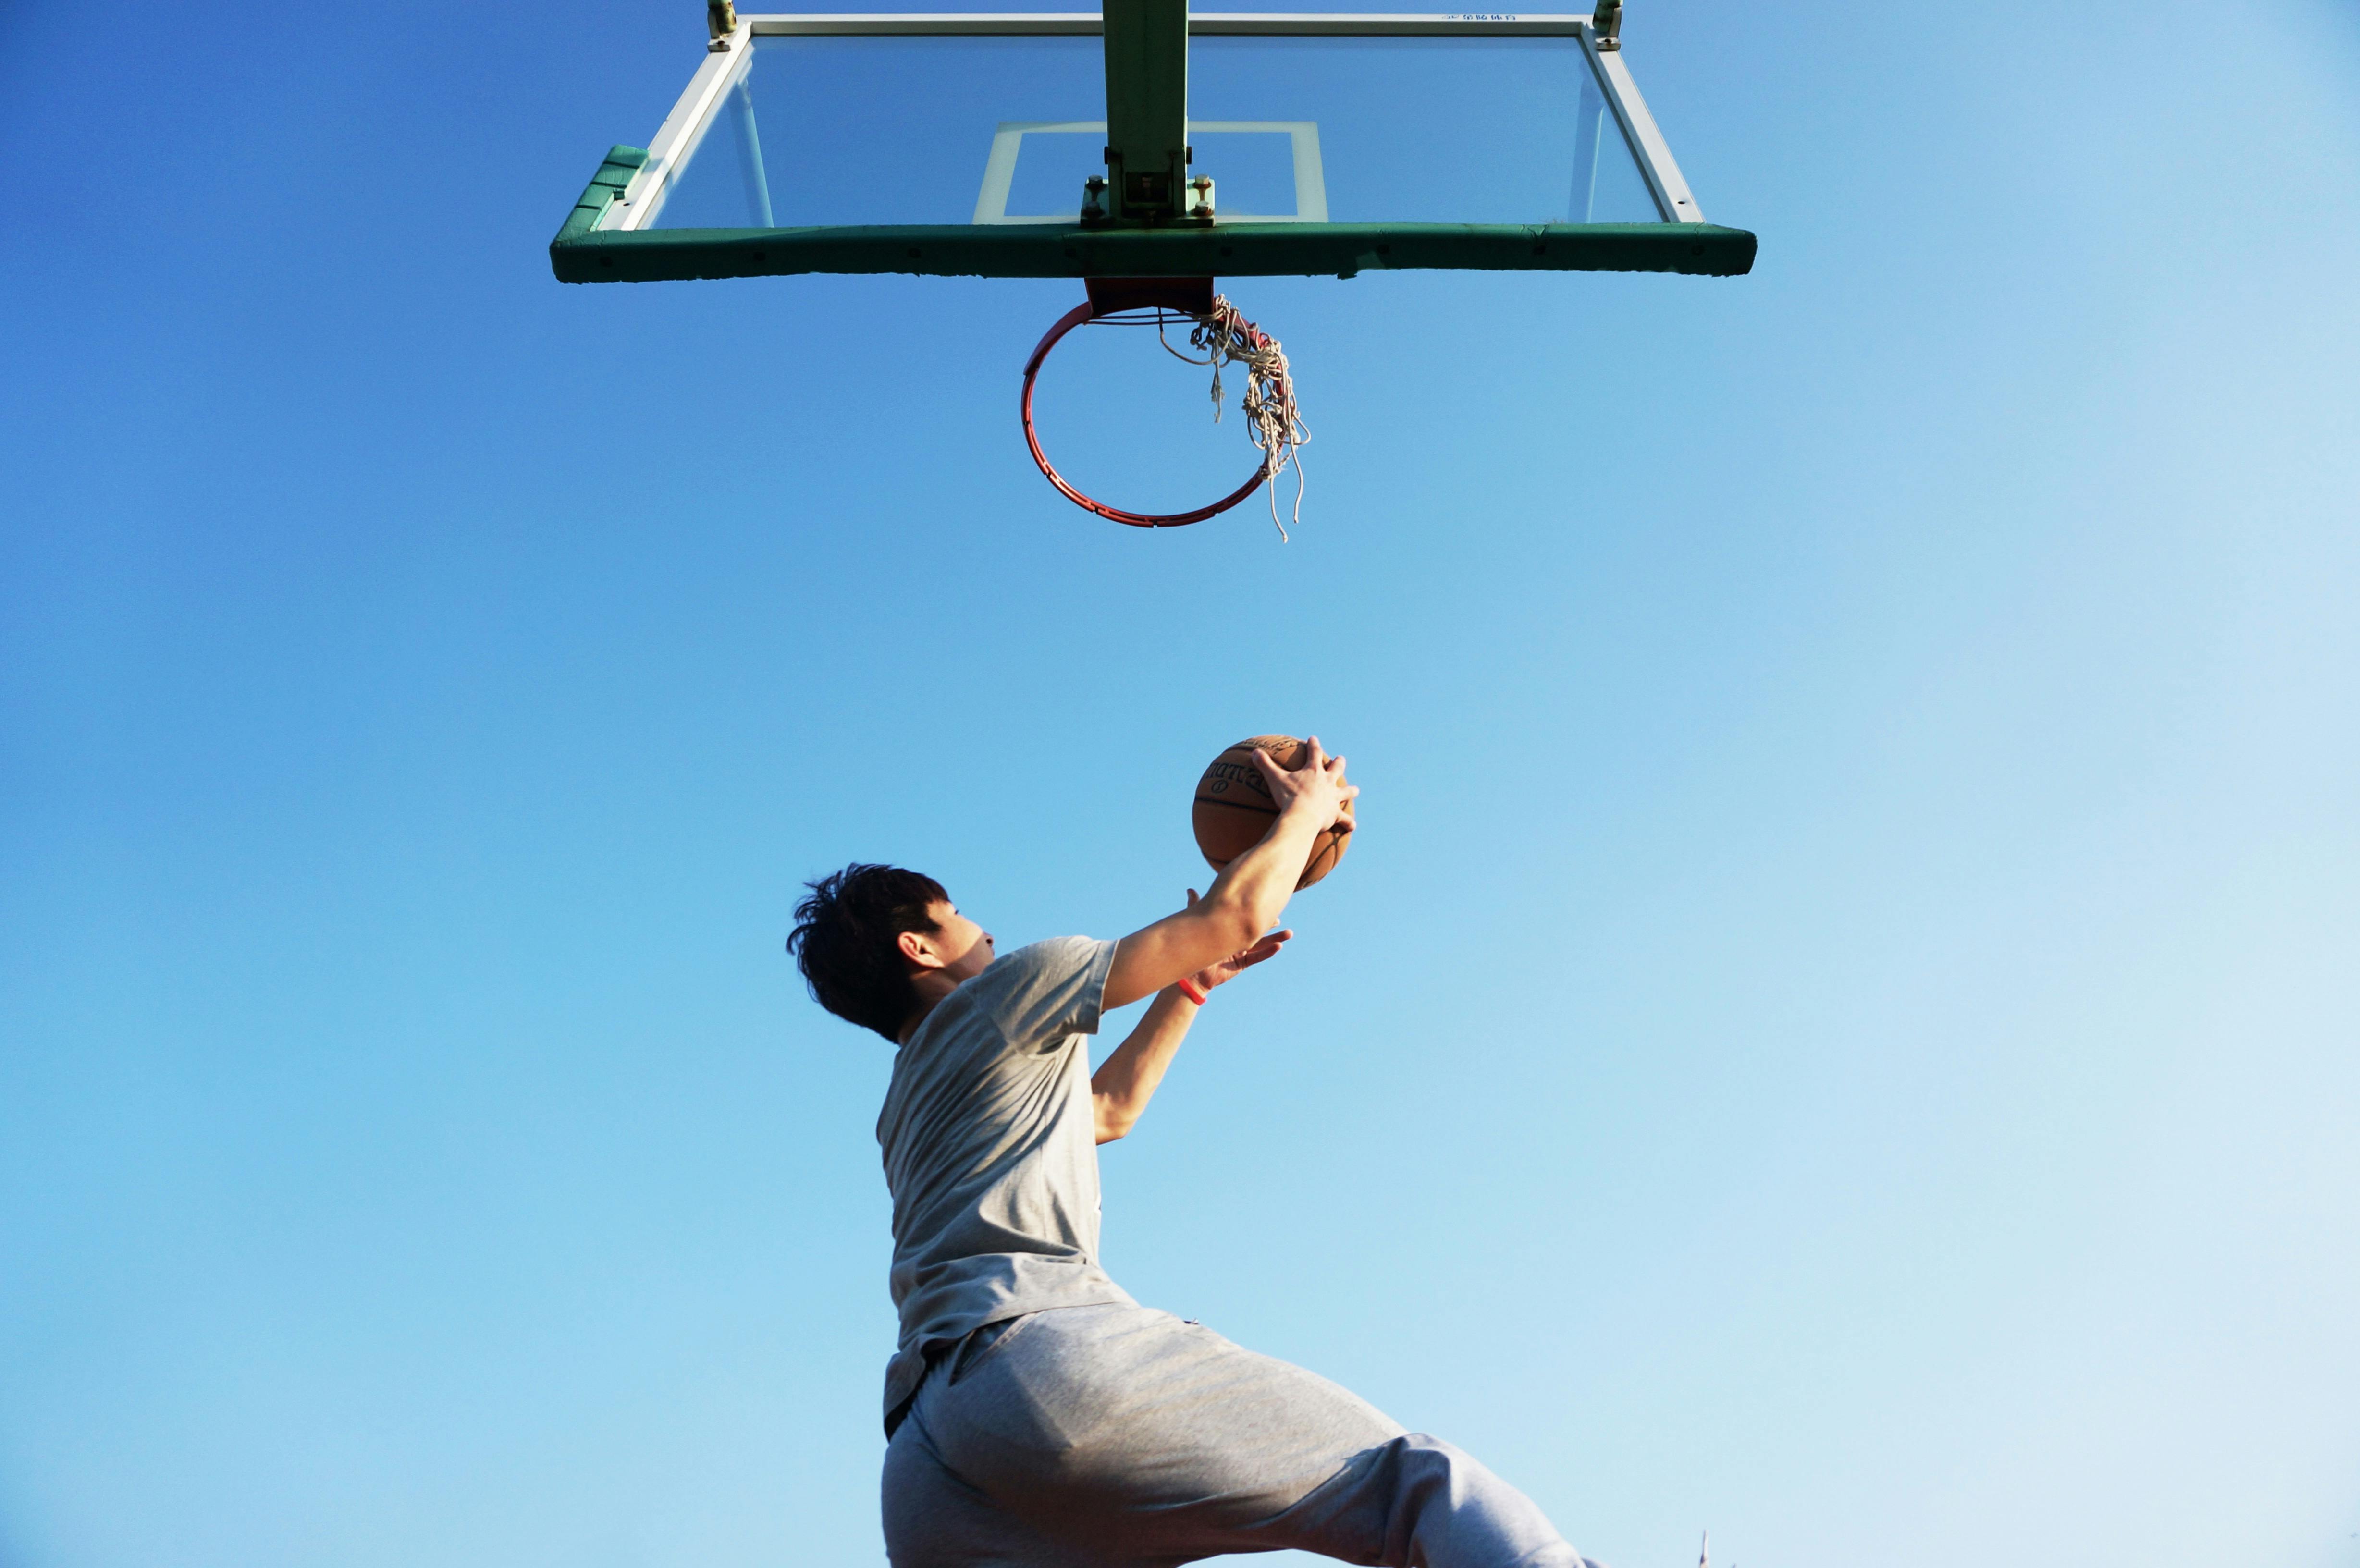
[4,2,2358,1566]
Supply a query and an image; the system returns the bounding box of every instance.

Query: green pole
[1101,0,1189,221]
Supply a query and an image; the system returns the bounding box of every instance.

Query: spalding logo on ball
[1191,735,1356,890]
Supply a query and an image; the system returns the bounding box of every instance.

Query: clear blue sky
[4,2,2357,1566]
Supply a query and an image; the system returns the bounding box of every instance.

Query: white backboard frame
[603,12,1706,233]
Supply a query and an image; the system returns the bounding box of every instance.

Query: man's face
[920,901,995,984]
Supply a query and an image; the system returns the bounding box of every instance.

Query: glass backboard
[550,13,1755,283]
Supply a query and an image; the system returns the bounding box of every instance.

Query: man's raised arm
[1102,738,1356,1011]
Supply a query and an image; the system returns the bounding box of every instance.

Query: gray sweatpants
[882,1303,1596,1568]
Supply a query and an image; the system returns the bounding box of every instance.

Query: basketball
[1191,735,1356,890]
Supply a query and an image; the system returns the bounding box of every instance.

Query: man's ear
[897,927,939,970]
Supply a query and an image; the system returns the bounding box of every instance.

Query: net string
[1087,301,1311,540]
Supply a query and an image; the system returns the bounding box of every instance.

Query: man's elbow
[1199,896,1262,954]
[1092,1095,1137,1144]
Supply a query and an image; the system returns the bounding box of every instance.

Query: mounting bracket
[1591,0,1622,50]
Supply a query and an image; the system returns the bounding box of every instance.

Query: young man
[789,739,1599,1568]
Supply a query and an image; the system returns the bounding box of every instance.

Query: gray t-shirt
[875,935,1135,1427]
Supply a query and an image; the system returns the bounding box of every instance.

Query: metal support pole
[1102,0,1190,220]
[1571,73,1604,223]
[730,81,775,227]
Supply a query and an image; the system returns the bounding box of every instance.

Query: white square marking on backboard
[974,121,1329,224]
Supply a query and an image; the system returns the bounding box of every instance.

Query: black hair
[787,863,948,1041]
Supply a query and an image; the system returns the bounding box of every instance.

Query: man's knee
[1277,1433,1589,1568]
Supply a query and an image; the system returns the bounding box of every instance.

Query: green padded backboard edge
[548,146,1758,282]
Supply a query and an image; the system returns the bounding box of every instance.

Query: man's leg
[886,1302,1594,1568]
[883,1373,1100,1568]
[1233,1430,1601,1568]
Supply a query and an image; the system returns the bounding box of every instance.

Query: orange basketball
[1191,735,1355,890]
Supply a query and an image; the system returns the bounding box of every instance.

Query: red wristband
[1175,977,1208,1006]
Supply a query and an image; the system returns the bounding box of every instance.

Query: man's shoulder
[958,936,1106,1012]
[964,936,1117,1043]
[985,935,1110,981]
[899,938,1107,1044]
[882,937,1114,1125]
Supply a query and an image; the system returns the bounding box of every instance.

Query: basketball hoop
[1020,280,1310,536]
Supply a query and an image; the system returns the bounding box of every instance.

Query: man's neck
[896,974,959,1045]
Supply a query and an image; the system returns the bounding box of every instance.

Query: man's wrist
[1277,800,1344,839]
[1175,976,1208,1006]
